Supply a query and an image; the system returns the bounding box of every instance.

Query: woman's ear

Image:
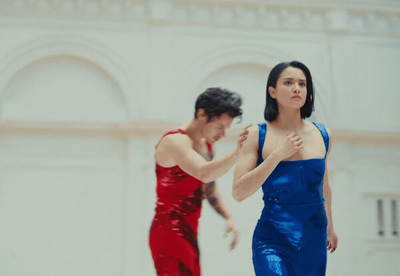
[268,86,276,99]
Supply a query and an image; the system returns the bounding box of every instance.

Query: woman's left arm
[324,128,339,254]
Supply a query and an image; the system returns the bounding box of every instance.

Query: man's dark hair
[195,87,242,121]
[264,61,315,122]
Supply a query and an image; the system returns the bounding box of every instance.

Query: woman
[233,61,338,275]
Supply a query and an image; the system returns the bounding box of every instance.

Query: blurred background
[0,0,399,275]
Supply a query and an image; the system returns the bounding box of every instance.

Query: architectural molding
[363,193,400,198]
[0,0,399,37]
[1,120,400,146]
[0,35,140,120]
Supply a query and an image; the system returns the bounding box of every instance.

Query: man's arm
[203,181,238,250]
[203,143,239,250]
[158,132,246,183]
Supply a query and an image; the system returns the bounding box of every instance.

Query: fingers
[237,125,251,148]
[225,222,239,250]
[287,133,303,148]
[238,136,247,148]
[287,133,301,141]
[228,229,239,250]
[295,137,303,148]
[283,133,303,153]
[230,233,238,250]
[237,129,248,148]
[224,225,232,238]
[239,128,249,137]
[327,241,332,252]
[327,239,338,254]
[239,134,247,142]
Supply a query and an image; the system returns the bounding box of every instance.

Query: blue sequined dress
[252,123,329,276]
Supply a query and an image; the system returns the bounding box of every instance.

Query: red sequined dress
[149,129,212,276]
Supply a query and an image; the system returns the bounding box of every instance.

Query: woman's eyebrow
[283,78,306,82]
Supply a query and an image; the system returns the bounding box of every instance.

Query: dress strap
[257,123,267,166]
[155,129,187,148]
[312,122,329,158]
[206,142,214,161]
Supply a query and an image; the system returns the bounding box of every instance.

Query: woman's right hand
[274,133,303,160]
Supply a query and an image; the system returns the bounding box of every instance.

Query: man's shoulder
[161,131,192,148]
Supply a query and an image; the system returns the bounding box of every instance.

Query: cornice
[1,120,400,147]
[0,0,399,37]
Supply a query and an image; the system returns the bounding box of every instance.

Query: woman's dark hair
[195,87,242,121]
[264,61,315,122]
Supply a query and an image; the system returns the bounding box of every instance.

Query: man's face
[203,113,234,144]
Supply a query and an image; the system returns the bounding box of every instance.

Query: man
[149,87,247,276]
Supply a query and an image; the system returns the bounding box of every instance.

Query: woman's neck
[272,111,304,132]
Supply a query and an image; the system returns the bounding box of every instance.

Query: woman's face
[269,66,307,110]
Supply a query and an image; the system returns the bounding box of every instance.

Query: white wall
[0,0,399,275]
[0,132,127,276]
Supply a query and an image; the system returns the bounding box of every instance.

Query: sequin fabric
[252,123,329,276]
[149,129,205,276]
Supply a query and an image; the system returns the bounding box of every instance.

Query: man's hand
[225,218,239,250]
